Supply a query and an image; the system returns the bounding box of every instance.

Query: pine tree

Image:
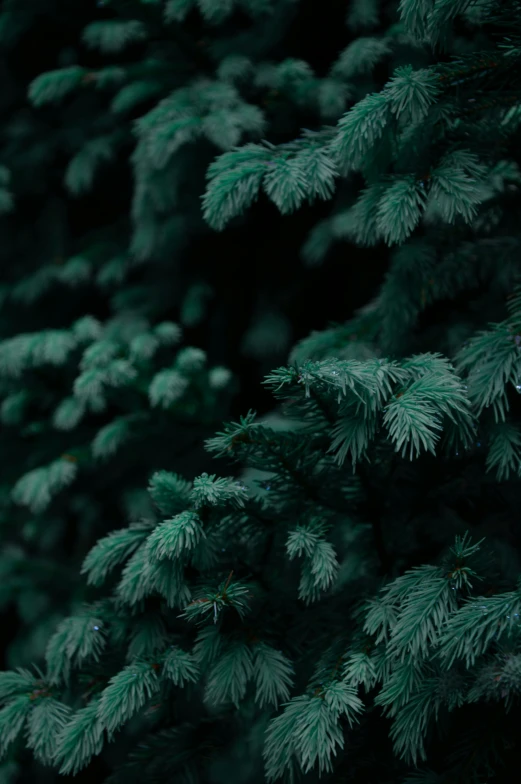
[0,0,407,675]
[3,1,521,783]
[0,310,235,669]
[0,0,406,779]
[10,0,426,372]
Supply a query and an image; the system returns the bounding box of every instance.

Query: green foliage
[54,699,104,776]
[26,699,72,764]
[0,254,234,696]
[28,67,86,106]
[332,37,391,79]
[7,323,521,780]
[65,137,117,195]
[97,661,160,735]
[162,646,199,687]
[148,471,192,516]
[45,609,107,684]
[264,687,363,781]
[145,511,204,560]
[0,696,32,759]
[0,670,38,703]
[82,21,147,53]
[81,524,152,587]
[251,643,294,708]
[4,0,521,783]
[203,132,338,230]
[11,459,78,514]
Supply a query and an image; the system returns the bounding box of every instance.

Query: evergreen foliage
[0,310,234,668]
[2,0,521,783]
